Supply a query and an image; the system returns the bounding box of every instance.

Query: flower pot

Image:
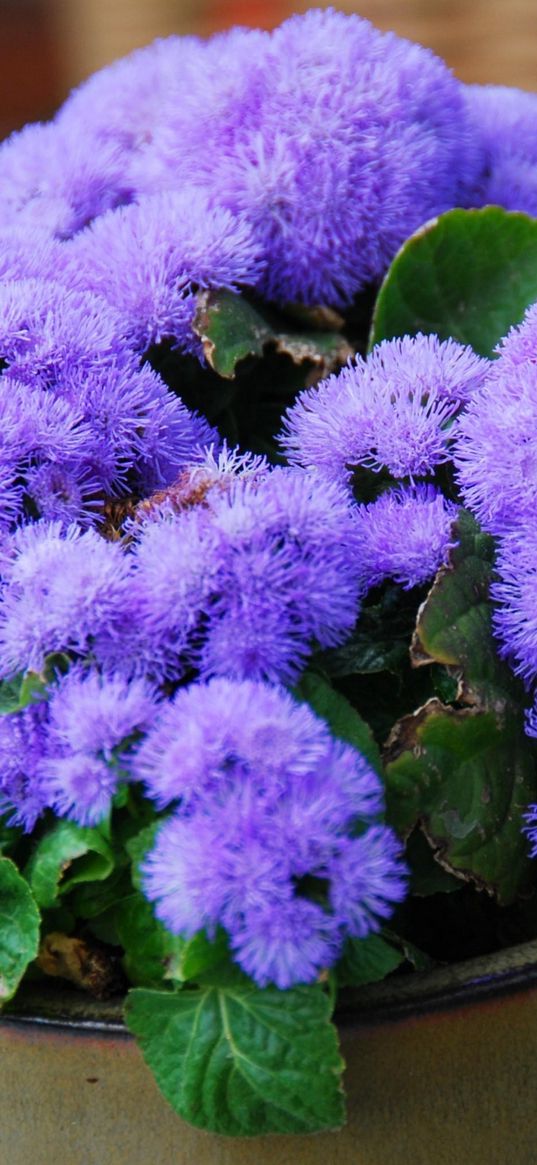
[2,940,537,1165]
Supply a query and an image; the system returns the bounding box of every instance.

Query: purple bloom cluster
[455,308,537,535]
[139,678,406,988]
[281,335,489,488]
[465,84,537,215]
[0,666,158,828]
[280,335,483,594]
[453,304,537,772]
[0,464,362,687]
[355,486,458,592]
[0,11,482,311]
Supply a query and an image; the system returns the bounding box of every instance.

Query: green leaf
[115,893,185,988]
[125,821,161,891]
[384,699,537,903]
[383,509,537,903]
[411,510,501,700]
[0,653,69,717]
[26,820,114,909]
[318,584,421,677]
[336,933,404,987]
[193,289,350,380]
[296,672,381,773]
[0,858,40,1002]
[370,207,537,357]
[405,828,461,896]
[177,928,231,983]
[125,981,345,1135]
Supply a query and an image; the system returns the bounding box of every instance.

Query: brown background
[1,0,536,140]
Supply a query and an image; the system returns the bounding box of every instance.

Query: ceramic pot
[2,940,537,1165]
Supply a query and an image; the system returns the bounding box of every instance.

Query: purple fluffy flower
[140,678,406,988]
[465,84,537,214]
[0,225,67,283]
[57,35,204,158]
[0,701,50,831]
[454,341,537,535]
[0,279,126,383]
[0,522,134,678]
[281,336,486,489]
[47,666,158,757]
[40,666,159,825]
[65,190,264,356]
[124,465,361,684]
[0,119,133,238]
[490,520,537,683]
[354,486,458,592]
[140,12,478,306]
[41,753,118,827]
[132,677,359,809]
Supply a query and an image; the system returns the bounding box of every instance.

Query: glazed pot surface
[2,941,537,1165]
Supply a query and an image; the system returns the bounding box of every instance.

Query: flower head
[125,464,362,684]
[454,344,537,535]
[140,677,406,988]
[281,335,486,490]
[0,522,134,678]
[355,485,458,592]
[66,190,264,356]
[0,701,50,831]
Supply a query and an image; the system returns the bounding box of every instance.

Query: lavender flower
[0,522,134,678]
[354,486,458,592]
[125,465,362,684]
[0,119,132,238]
[140,678,406,988]
[490,520,537,683]
[0,701,50,831]
[281,336,485,489]
[465,84,537,214]
[454,354,537,535]
[66,13,480,307]
[40,666,159,825]
[65,191,264,356]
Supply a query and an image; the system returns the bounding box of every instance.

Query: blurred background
[1,0,536,140]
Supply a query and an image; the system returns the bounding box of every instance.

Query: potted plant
[2,9,537,1160]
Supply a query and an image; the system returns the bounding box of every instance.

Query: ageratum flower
[40,666,159,825]
[0,701,50,830]
[354,485,458,592]
[124,464,362,684]
[0,522,134,679]
[454,342,537,535]
[140,678,406,988]
[465,84,537,214]
[61,13,480,307]
[281,335,487,490]
[65,191,264,356]
[57,34,205,157]
[0,279,216,520]
[0,119,133,238]
[490,519,537,684]
[0,225,66,283]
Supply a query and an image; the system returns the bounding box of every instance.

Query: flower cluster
[139,679,407,988]
[453,306,537,768]
[3,9,537,1009]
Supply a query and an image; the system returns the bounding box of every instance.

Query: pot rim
[4,938,537,1035]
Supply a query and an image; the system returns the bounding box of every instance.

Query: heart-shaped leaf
[0,858,40,1002]
[125,980,344,1135]
[370,207,537,357]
